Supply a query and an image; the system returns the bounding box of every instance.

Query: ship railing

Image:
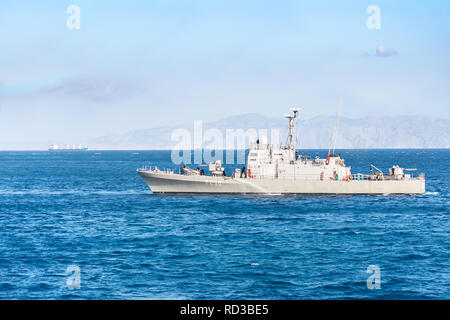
[138,165,154,171]
[249,173,420,181]
[137,166,175,174]
[249,173,331,181]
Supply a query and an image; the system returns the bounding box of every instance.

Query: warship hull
[138,170,425,195]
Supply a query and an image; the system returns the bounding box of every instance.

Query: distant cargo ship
[48,144,88,152]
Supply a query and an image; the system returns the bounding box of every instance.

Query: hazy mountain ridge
[88,114,450,149]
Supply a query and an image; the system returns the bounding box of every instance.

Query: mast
[328,97,343,156]
[284,108,299,150]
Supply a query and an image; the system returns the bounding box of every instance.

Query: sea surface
[0,149,448,299]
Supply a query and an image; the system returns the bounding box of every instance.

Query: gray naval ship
[137,110,425,194]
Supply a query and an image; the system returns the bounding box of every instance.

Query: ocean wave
[0,189,144,196]
[1,149,449,299]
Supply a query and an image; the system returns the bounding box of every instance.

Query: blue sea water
[0,149,448,299]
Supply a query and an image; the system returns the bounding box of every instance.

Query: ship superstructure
[245,109,352,181]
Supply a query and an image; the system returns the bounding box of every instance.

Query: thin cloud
[375,45,397,57]
[361,45,398,58]
[40,76,142,103]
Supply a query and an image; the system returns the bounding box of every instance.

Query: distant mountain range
[88,114,450,150]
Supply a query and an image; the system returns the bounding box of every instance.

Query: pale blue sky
[0,0,449,147]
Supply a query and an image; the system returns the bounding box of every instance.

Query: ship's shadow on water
[0,150,448,299]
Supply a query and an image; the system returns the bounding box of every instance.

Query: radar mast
[285,108,300,150]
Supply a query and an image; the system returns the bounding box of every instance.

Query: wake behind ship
[137,110,425,195]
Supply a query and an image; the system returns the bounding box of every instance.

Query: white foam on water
[235,179,268,193]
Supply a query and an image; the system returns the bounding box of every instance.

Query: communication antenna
[328,97,343,156]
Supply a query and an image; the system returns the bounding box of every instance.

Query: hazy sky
[0,0,449,147]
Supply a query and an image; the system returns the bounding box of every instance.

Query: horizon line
[0,147,449,152]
